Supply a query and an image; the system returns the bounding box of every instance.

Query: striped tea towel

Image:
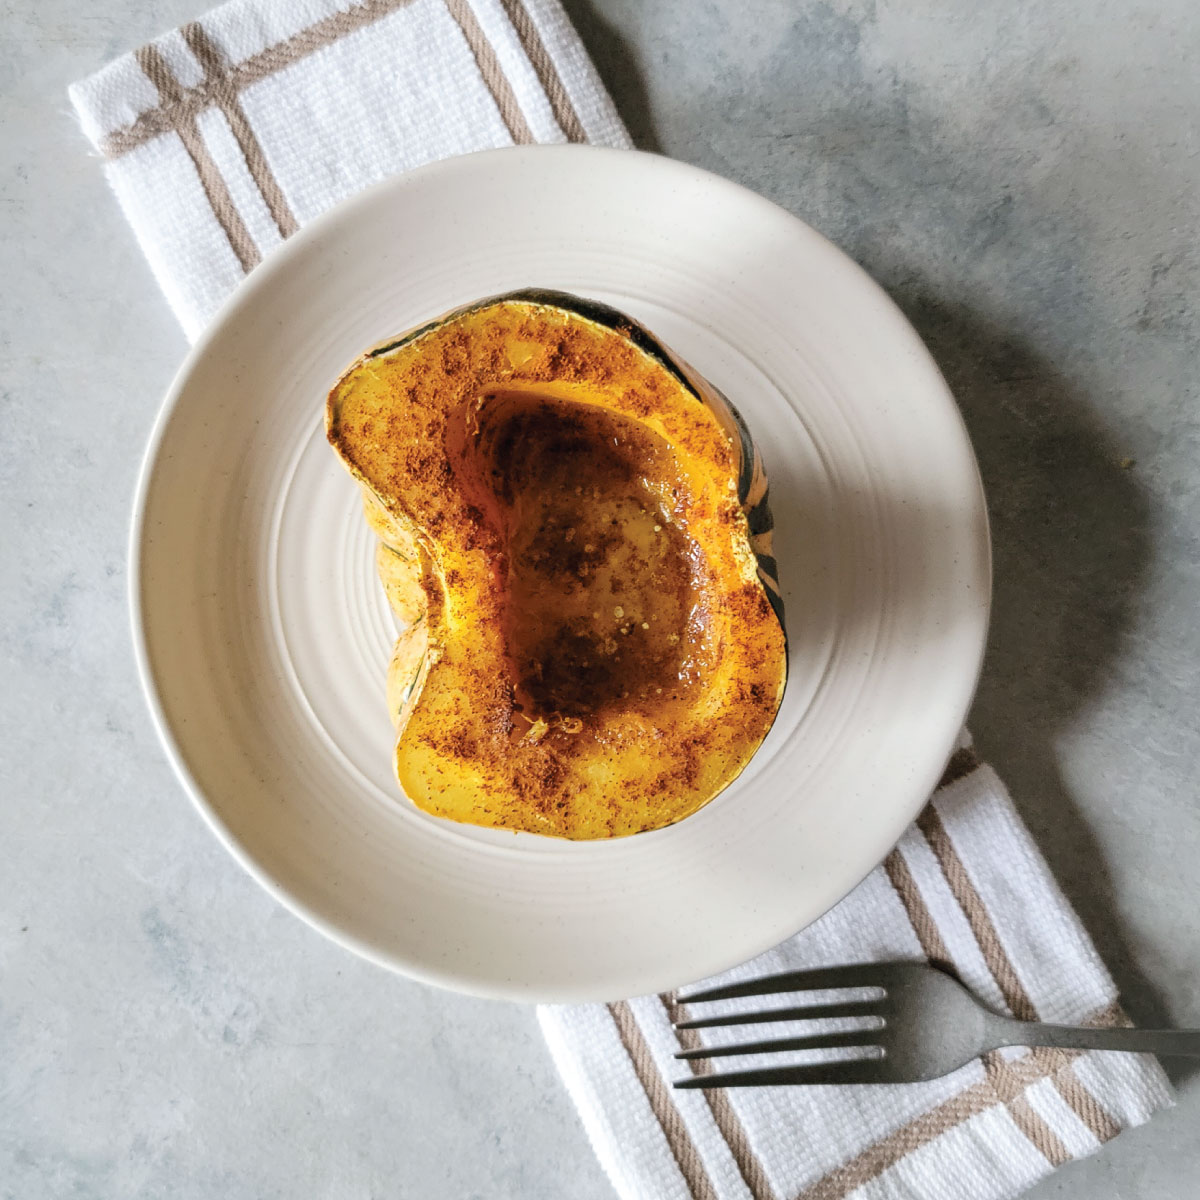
[540,739,1173,1200]
[68,0,629,339]
[70,6,1172,1200]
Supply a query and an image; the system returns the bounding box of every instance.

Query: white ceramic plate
[133,145,989,1002]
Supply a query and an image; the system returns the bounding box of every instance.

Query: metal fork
[671,962,1200,1088]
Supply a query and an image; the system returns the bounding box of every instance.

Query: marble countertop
[3,0,1198,1195]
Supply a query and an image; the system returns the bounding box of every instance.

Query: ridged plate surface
[133,145,990,1001]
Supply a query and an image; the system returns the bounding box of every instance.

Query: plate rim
[130,144,992,1000]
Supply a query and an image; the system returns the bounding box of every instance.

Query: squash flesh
[478,391,708,721]
[327,293,786,839]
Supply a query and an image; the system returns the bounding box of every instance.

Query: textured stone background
[2,0,1197,1195]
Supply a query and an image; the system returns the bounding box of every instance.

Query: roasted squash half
[327,290,786,838]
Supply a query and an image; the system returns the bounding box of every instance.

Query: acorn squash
[327,289,786,839]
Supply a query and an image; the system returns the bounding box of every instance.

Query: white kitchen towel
[541,739,1173,1200]
[69,0,629,339]
[71,6,1172,1200]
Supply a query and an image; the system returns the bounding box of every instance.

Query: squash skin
[327,289,786,838]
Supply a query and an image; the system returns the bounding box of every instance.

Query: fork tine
[676,963,895,1004]
[674,1058,885,1089]
[674,999,882,1029]
[675,1027,882,1061]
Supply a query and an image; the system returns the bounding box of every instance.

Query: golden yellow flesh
[327,296,786,838]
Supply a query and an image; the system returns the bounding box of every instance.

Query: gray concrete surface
[3,0,1198,1195]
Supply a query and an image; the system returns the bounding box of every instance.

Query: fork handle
[992,1020,1200,1057]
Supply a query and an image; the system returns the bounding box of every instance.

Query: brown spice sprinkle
[327,297,786,838]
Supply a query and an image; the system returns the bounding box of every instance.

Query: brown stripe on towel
[917,803,1124,1144]
[795,1071,1009,1200]
[937,745,981,790]
[103,0,420,157]
[1038,1047,1122,1144]
[883,847,1071,1166]
[496,0,588,141]
[796,1002,1126,1200]
[109,0,541,161]
[916,804,1037,1020]
[990,1039,1120,1144]
[882,848,953,972]
[133,42,261,272]
[180,21,299,239]
[986,1061,1072,1166]
[607,767,1119,1200]
[661,994,779,1200]
[1025,998,1124,1144]
[606,1001,719,1200]
[442,0,536,144]
[977,1053,1069,1164]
